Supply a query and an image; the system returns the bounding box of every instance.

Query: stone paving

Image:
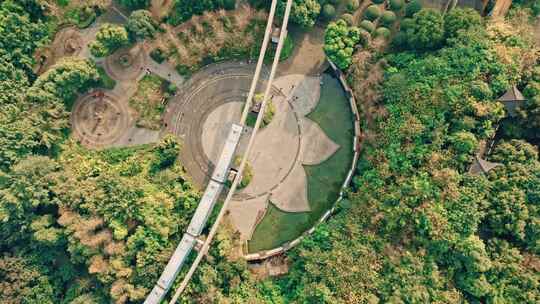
[68,10,185,149]
[228,74,339,240]
[192,71,339,240]
[164,62,272,186]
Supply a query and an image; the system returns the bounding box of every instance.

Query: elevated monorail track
[144,0,294,303]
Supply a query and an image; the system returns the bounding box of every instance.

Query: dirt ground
[278,26,327,76]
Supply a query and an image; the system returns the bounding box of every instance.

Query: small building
[228,168,239,183]
[271,27,281,44]
[469,155,502,175]
[498,85,526,117]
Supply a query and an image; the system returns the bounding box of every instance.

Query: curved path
[164,62,281,187]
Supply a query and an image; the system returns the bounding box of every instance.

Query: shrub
[322,4,337,20]
[97,66,116,89]
[405,0,422,17]
[533,0,540,16]
[375,27,391,39]
[280,35,295,61]
[372,0,385,4]
[389,0,404,11]
[404,9,444,50]
[359,20,375,33]
[365,5,381,21]
[346,0,360,12]
[443,8,482,38]
[381,11,397,26]
[341,13,354,25]
[324,19,361,69]
[89,24,130,58]
[75,7,97,29]
[392,31,408,48]
[283,0,321,28]
[168,0,238,26]
[150,48,167,63]
[120,0,150,9]
[126,10,157,41]
[358,29,371,46]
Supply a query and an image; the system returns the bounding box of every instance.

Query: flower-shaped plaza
[198,74,342,246]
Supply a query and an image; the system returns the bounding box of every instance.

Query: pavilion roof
[498,85,526,103]
[469,156,502,175]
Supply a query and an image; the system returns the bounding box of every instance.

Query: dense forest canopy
[0,0,539,303]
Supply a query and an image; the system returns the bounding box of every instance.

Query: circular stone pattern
[164,62,280,187]
[104,45,146,81]
[54,27,84,58]
[71,91,130,148]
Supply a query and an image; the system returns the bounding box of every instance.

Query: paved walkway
[68,11,180,149]
[164,61,272,186]
[277,26,327,77]
[226,74,339,240]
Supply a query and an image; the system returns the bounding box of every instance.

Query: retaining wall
[244,58,362,261]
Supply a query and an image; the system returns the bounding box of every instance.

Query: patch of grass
[246,96,275,128]
[56,0,70,7]
[248,73,354,252]
[64,6,97,29]
[129,74,171,130]
[96,66,116,90]
[264,34,295,64]
[227,156,253,189]
[248,202,311,252]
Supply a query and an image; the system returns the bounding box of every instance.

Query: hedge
[359,20,375,33]
[365,5,381,21]
[389,0,404,11]
[405,0,422,17]
[341,13,354,25]
[381,11,397,26]
[375,27,391,39]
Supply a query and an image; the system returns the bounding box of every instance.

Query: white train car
[144,123,243,304]
[211,124,243,183]
[144,234,196,304]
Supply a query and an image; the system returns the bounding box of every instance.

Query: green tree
[381,11,397,26]
[346,0,360,12]
[444,8,482,39]
[405,0,422,17]
[0,156,59,247]
[324,19,361,69]
[405,9,444,50]
[89,24,130,57]
[0,0,49,76]
[126,9,158,41]
[389,0,404,11]
[0,255,56,303]
[279,0,321,28]
[364,5,381,21]
[321,4,336,20]
[120,0,151,9]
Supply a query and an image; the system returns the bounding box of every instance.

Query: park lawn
[248,73,354,252]
[129,74,171,131]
